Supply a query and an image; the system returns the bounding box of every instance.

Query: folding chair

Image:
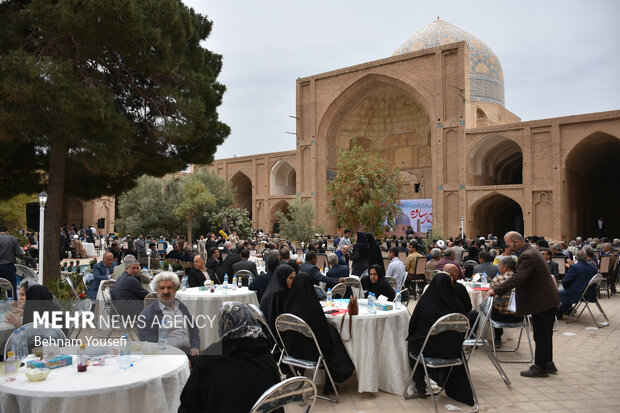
[64,275,80,301]
[143,292,157,308]
[234,269,253,287]
[410,256,428,300]
[314,285,326,300]
[315,253,329,271]
[597,255,613,298]
[4,322,67,359]
[462,296,510,386]
[250,376,317,413]
[552,256,567,283]
[330,283,346,299]
[398,250,407,264]
[565,273,610,328]
[275,313,340,403]
[489,315,533,363]
[247,303,282,357]
[403,313,479,413]
[382,256,391,269]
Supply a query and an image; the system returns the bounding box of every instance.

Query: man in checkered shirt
[490,255,524,346]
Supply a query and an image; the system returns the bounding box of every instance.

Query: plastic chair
[342,277,364,299]
[4,322,67,359]
[66,298,93,340]
[83,272,94,290]
[385,276,398,291]
[250,376,317,413]
[462,296,510,386]
[403,313,479,413]
[15,264,39,282]
[275,313,340,403]
[143,292,157,308]
[565,273,610,328]
[330,283,346,298]
[234,269,253,286]
[314,285,326,300]
[0,278,13,299]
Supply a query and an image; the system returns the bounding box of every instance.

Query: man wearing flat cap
[111,255,150,316]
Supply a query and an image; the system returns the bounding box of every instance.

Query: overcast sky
[184,0,620,160]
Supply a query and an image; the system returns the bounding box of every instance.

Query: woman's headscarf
[407,272,465,346]
[361,264,395,301]
[259,264,295,331]
[354,231,368,252]
[218,302,264,341]
[22,281,57,326]
[366,233,384,271]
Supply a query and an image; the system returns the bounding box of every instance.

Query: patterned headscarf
[218,302,264,341]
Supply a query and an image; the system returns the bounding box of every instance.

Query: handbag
[339,296,358,341]
[507,290,516,313]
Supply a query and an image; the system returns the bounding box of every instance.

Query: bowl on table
[25,367,50,382]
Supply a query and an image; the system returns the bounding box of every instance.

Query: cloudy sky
[184,0,620,160]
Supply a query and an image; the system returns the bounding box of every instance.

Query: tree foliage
[0,0,229,279]
[205,207,252,240]
[173,177,216,242]
[327,143,403,237]
[0,193,38,229]
[276,198,322,244]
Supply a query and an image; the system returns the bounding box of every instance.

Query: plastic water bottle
[181,275,188,291]
[0,298,6,322]
[18,326,28,360]
[394,289,402,309]
[238,275,243,289]
[326,288,333,307]
[482,272,488,284]
[232,275,238,290]
[223,274,229,295]
[248,274,254,287]
[158,321,168,350]
[368,293,377,315]
[4,351,17,382]
[119,334,131,370]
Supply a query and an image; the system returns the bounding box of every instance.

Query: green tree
[276,198,322,244]
[173,177,215,243]
[327,143,403,237]
[205,207,252,240]
[0,193,38,229]
[0,1,229,280]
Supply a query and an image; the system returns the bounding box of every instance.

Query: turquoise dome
[393,19,505,106]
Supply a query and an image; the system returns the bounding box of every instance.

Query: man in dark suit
[87,252,117,300]
[232,248,258,277]
[300,250,338,288]
[557,250,597,317]
[540,248,560,281]
[110,256,149,316]
[218,243,242,281]
[279,248,299,273]
[326,253,349,282]
[473,251,499,278]
[206,247,220,273]
[249,257,279,301]
[489,231,560,378]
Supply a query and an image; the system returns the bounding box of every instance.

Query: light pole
[38,191,48,283]
[460,215,464,239]
[146,248,151,273]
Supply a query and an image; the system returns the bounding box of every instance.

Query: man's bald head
[102,252,114,266]
[443,264,459,281]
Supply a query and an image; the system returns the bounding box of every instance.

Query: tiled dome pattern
[393,19,505,106]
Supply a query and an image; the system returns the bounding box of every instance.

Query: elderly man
[300,250,338,287]
[436,248,464,279]
[111,256,150,316]
[87,252,117,300]
[557,250,597,318]
[425,248,441,271]
[489,256,523,346]
[187,254,217,287]
[138,272,200,357]
[443,263,475,325]
[385,247,407,290]
[488,231,560,378]
[326,253,349,281]
[335,244,350,267]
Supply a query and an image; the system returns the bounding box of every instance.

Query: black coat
[218,251,241,281]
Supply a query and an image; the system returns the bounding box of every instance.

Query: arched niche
[564,131,620,238]
[270,160,296,196]
[269,200,291,234]
[468,134,523,185]
[230,171,253,215]
[469,193,523,237]
[67,199,84,228]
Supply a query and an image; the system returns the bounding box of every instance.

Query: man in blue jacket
[138,272,200,357]
[557,250,597,318]
[87,252,116,300]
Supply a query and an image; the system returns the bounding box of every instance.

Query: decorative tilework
[393,19,505,106]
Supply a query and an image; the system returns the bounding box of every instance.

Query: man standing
[88,252,117,300]
[138,272,200,357]
[0,225,24,297]
[557,250,597,318]
[338,229,352,250]
[135,234,146,258]
[385,247,407,290]
[488,231,560,378]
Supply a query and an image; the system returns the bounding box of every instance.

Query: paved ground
[299,291,620,413]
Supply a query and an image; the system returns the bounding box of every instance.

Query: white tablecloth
[176,286,259,349]
[0,346,190,413]
[467,287,488,310]
[82,242,96,257]
[324,299,411,395]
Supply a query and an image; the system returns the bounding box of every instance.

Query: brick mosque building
[78,19,620,240]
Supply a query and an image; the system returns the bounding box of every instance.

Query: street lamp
[146,248,151,273]
[460,216,464,239]
[38,191,48,283]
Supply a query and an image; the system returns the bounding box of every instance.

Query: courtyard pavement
[301,291,620,413]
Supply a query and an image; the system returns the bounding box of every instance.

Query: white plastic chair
[4,322,66,359]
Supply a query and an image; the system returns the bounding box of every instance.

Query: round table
[0,345,190,413]
[176,286,259,348]
[82,242,96,258]
[324,299,411,395]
